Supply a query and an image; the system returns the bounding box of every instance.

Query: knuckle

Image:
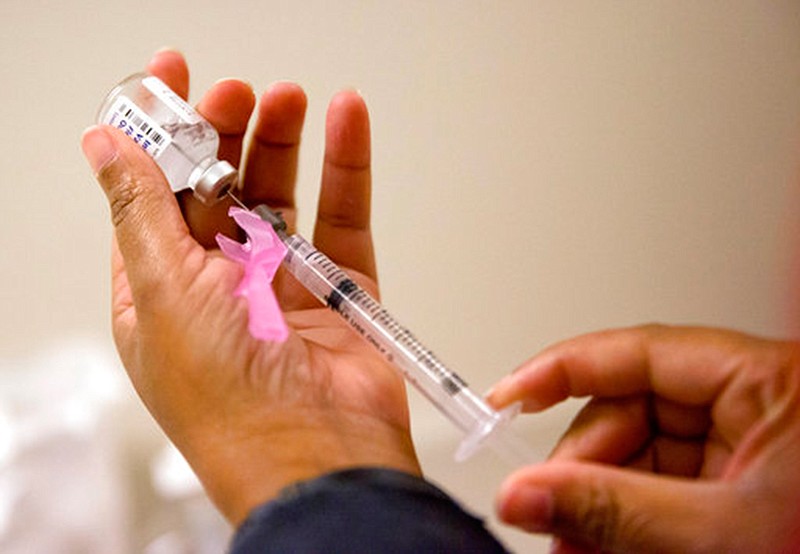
[99,164,147,229]
[579,486,621,550]
[108,184,138,229]
[554,485,622,550]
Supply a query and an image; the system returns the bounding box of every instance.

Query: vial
[96,73,237,205]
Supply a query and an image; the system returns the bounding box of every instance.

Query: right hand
[488,324,800,553]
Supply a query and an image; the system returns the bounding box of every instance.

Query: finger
[146,49,190,99]
[195,78,255,168]
[549,397,708,477]
[82,125,199,309]
[312,90,376,280]
[241,82,307,229]
[487,325,772,412]
[548,397,652,465]
[496,461,737,553]
[181,78,257,246]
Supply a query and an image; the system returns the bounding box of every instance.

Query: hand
[81,50,420,525]
[488,324,800,553]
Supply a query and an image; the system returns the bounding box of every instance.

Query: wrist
[178,409,421,525]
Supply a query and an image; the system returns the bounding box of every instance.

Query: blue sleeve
[229,467,511,553]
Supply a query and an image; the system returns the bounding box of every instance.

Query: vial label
[102,96,172,158]
[143,76,202,125]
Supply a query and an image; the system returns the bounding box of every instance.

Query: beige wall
[1,2,799,552]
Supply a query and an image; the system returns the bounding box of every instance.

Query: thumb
[497,461,732,553]
[82,125,196,303]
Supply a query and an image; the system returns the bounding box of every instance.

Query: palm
[225,219,409,428]
[109,199,410,442]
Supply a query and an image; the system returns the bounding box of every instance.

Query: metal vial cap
[191,159,238,205]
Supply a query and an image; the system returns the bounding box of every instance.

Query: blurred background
[1,1,799,552]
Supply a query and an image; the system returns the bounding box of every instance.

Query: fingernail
[215,76,255,90]
[485,374,513,402]
[500,485,554,533]
[155,46,183,55]
[81,126,118,173]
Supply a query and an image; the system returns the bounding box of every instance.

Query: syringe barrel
[280,233,503,438]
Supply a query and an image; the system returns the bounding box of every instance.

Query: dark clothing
[230,468,510,553]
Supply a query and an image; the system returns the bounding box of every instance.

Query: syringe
[229,195,534,464]
[94,71,532,462]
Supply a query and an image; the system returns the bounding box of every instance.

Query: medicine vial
[96,73,237,204]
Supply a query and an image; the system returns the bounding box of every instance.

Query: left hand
[82,50,420,525]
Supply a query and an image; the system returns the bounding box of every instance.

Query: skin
[488,324,800,553]
[82,49,420,526]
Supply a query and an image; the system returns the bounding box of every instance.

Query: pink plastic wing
[216,207,289,342]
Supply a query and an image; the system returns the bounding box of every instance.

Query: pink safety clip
[216,207,289,342]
